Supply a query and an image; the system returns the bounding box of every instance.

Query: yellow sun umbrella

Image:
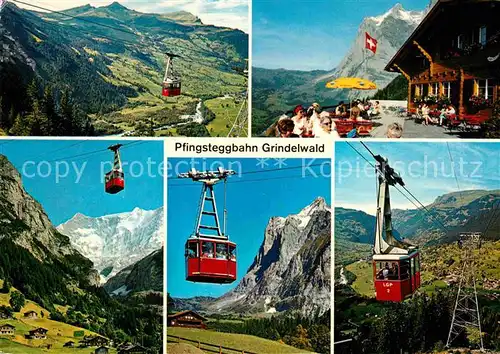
[326,77,377,90]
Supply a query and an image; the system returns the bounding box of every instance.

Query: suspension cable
[346,141,450,234]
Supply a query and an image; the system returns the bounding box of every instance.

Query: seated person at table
[308,102,323,137]
[369,101,381,117]
[292,105,308,136]
[276,118,299,138]
[357,100,370,119]
[439,104,456,126]
[335,102,348,117]
[422,103,433,125]
[350,106,366,122]
[387,122,403,138]
[315,112,340,138]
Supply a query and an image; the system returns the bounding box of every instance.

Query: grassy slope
[0,280,106,353]
[167,327,308,354]
[346,261,374,298]
[205,97,241,137]
[342,241,500,298]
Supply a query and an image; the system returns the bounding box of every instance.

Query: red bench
[356,121,373,137]
[334,120,373,137]
[334,120,355,136]
[448,110,491,132]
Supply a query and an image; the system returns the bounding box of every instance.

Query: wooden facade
[118,344,147,353]
[386,0,500,117]
[0,324,15,335]
[27,327,48,339]
[167,310,207,329]
[23,310,38,319]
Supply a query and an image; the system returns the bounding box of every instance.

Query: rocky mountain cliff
[0,154,111,316]
[104,248,163,295]
[57,207,164,282]
[0,155,100,285]
[209,198,331,316]
[322,3,426,101]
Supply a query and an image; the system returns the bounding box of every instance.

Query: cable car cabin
[162,79,181,97]
[185,238,236,284]
[373,251,421,302]
[105,170,124,194]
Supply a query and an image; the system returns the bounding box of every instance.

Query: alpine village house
[167,310,207,329]
[0,324,15,336]
[385,0,500,121]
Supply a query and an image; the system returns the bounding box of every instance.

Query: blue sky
[335,142,500,215]
[253,0,429,70]
[15,0,249,32]
[0,140,163,225]
[167,158,331,298]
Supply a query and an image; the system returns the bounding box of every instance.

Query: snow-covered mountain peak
[57,206,164,282]
[369,3,424,27]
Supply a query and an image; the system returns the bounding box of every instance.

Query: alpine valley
[252,2,436,135]
[0,154,163,352]
[334,189,500,353]
[169,198,332,354]
[0,2,248,137]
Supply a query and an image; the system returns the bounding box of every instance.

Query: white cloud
[13,0,248,32]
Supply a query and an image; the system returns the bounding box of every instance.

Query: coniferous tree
[1,280,10,294]
[59,90,74,135]
[10,114,31,136]
[9,291,25,312]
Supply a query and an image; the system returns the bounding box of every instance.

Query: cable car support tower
[178,168,236,240]
[227,59,248,137]
[446,232,484,351]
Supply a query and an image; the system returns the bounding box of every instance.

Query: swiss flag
[365,32,378,54]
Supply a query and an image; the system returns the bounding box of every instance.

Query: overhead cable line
[358,141,450,232]
[169,168,328,188]
[42,140,145,163]
[446,142,463,205]
[483,199,500,235]
[345,141,450,233]
[174,162,328,180]
[10,0,138,37]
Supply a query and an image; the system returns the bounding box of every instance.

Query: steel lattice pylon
[227,60,248,137]
[446,232,484,351]
[227,94,248,137]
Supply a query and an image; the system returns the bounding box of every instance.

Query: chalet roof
[0,324,15,328]
[24,310,37,314]
[29,327,48,333]
[167,310,207,321]
[120,344,147,351]
[385,0,500,71]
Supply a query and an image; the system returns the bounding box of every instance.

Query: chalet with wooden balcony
[385,0,500,117]
[0,324,15,335]
[167,310,207,329]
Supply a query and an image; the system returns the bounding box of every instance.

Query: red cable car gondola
[162,53,181,97]
[372,155,421,302]
[104,144,124,194]
[178,168,237,284]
